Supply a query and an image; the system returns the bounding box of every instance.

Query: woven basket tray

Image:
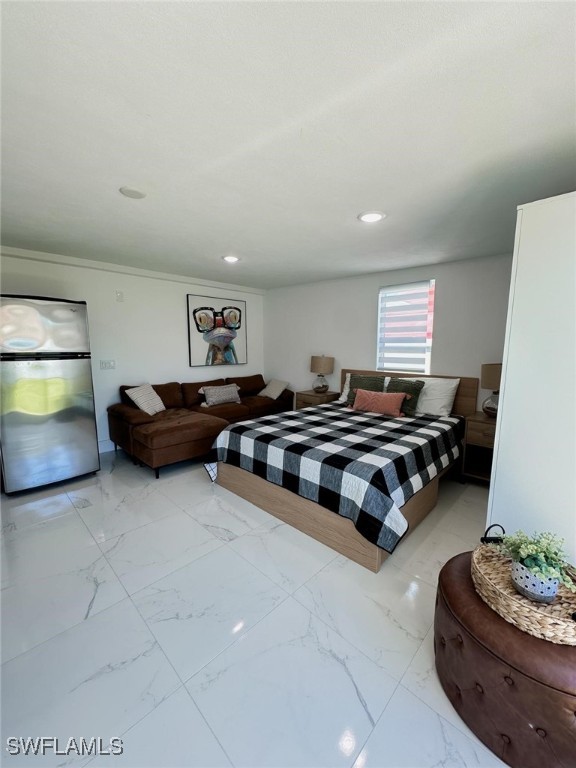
[471,545,576,645]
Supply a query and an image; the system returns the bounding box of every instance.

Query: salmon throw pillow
[352,389,407,417]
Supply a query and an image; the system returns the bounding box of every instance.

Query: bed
[216,369,478,572]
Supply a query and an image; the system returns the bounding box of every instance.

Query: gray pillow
[386,378,425,418]
[200,383,241,407]
[346,374,386,406]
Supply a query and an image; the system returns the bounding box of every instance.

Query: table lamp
[310,355,334,393]
[481,363,502,417]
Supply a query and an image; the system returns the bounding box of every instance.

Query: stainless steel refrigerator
[0,295,100,493]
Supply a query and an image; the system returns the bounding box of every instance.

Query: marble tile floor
[1,452,505,768]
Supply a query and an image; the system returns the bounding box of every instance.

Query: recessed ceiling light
[223,255,239,263]
[357,211,386,223]
[119,187,146,199]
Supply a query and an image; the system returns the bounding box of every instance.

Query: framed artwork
[186,294,247,367]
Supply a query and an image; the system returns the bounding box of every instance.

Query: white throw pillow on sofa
[259,379,289,400]
[125,384,166,415]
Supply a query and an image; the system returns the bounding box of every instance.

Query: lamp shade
[481,363,502,391]
[310,355,334,375]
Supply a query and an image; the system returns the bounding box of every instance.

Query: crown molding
[0,246,266,296]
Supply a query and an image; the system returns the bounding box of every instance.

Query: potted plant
[497,531,576,603]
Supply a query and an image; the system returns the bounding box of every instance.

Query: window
[376,280,435,374]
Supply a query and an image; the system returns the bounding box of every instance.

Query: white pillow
[259,379,289,400]
[125,384,166,415]
[335,373,351,404]
[415,377,460,417]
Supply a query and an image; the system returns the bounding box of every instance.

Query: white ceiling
[2,2,575,289]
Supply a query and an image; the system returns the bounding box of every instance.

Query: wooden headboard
[340,369,478,417]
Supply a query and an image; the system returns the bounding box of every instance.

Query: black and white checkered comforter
[215,403,461,553]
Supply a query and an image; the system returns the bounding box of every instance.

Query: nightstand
[295,390,340,409]
[462,411,496,482]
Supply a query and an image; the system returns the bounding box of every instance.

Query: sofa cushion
[188,402,250,422]
[112,407,192,425]
[225,374,266,396]
[144,408,192,421]
[182,378,226,407]
[152,382,184,409]
[133,413,228,449]
[242,395,289,418]
[120,385,139,406]
[107,403,158,426]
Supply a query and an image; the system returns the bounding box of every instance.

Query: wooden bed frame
[217,370,479,572]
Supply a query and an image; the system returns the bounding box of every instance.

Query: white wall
[1,248,265,451]
[263,254,513,407]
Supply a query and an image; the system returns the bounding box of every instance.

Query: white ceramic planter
[511,561,559,603]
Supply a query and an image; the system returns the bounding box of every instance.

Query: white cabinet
[488,192,576,562]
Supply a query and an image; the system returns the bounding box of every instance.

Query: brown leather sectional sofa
[107,374,294,477]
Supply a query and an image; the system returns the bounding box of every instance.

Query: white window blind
[376,280,435,373]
